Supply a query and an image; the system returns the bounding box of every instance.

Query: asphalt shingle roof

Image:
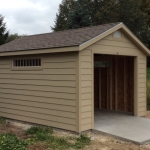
[0,22,121,53]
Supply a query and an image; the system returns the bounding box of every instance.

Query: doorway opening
[94,54,134,113]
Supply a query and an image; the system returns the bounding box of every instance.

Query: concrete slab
[94,109,150,144]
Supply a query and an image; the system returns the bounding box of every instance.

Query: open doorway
[94,54,134,113]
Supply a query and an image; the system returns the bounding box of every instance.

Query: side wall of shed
[0,52,78,132]
[79,31,147,132]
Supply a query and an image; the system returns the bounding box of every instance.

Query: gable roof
[0,22,149,56]
[0,22,120,52]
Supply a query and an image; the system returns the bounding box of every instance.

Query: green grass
[0,126,90,150]
[147,68,150,110]
[0,133,28,150]
[25,126,91,150]
[0,117,5,124]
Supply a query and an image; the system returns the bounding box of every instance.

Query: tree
[6,33,20,43]
[0,15,9,45]
[52,0,150,48]
[139,0,150,48]
[66,0,92,29]
[51,0,76,31]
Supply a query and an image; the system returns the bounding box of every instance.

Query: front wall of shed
[0,52,78,132]
[79,31,147,132]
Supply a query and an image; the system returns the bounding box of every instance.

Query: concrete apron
[93,109,150,145]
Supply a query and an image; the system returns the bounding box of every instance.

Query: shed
[0,22,149,133]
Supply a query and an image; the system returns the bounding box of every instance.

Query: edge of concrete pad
[92,129,150,145]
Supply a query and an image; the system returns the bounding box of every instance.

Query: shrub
[0,133,28,150]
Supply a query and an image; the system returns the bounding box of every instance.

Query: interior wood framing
[94,54,134,113]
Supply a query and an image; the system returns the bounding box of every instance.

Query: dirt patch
[27,142,48,150]
[53,130,150,150]
[83,132,150,150]
[0,123,34,140]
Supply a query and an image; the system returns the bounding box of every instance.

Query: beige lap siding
[88,31,147,117]
[79,50,93,132]
[0,52,77,131]
[138,53,147,116]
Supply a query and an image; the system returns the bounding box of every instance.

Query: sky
[0,0,62,35]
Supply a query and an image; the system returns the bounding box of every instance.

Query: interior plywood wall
[94,55,134,113]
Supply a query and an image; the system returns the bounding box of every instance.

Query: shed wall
[0,52,78,131]
[79,50,93,131]
[79,31,147,131]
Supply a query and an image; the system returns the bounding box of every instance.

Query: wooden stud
[124,57,127,112]
[110,59,113,110]
[115,56,118,111]
[99,68,101,109]
[134,56,139,116]
[107,68,109,109]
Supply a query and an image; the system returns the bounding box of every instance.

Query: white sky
[0,0,62,35]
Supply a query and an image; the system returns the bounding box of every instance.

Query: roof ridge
[22,22,121,38]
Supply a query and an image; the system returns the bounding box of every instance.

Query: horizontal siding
[0,52,78,131]
[81,112,92,119]
[96,39,137,49]
[43,62,76,69]
[0,74,76,81]
[0,88,76,99]
[89,44,139,55]
[0,93,75,106]
[0,108,75,124]
[0,69,76,75]
[0,79,76,87]
[80,50,93,131]
[0,102,76,118]
[0,112,76,131]
[81,87,92,93]
[81,118,92,125]
[89,31,147,117]
[139,111,146,116]
[81,100,92,106]
[0,100,76,112]
[0,84,76,93]
[138,54,146,116]
[81,124,92,131]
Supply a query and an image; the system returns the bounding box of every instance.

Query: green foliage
[47,134,90,150]
[67,0,92,29]
[147,68,150,110]
[6,33,20,43]
[26,126,53,141]
[26,126,90,150]
[0,117,5,124]
[0,133,28,150]
[51,0,76,31]
[74,134,91,149]
[52,0,150,48]
[0,15,9,45]
[47,136,71,150]
[26,126,53,135]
